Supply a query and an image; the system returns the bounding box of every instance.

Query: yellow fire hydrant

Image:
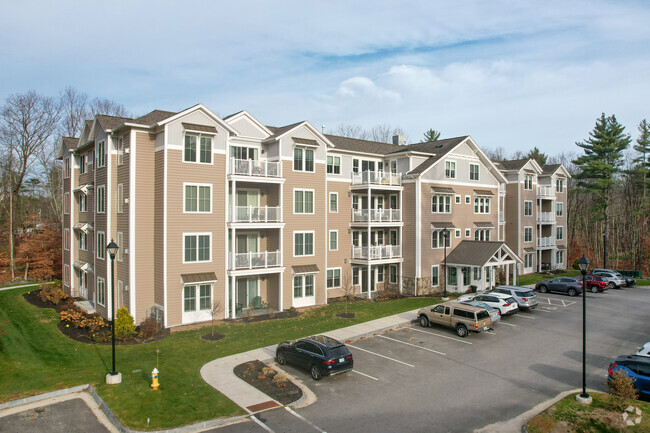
[150,368,159,390]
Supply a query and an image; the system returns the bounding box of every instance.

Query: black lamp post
[442,228,449,299]
[106,240,119,380]
[602,229,608,269]
[577,254,591,403]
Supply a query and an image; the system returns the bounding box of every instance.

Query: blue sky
[1,0,649,156]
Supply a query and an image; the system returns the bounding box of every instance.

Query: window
[455,229,461,238]
[469,163,479,181]
[199,284,211,310]
[117,137,124,165]
[377,266,384,283]
[96,186,105,213]
[353,267,360,285]
[117,232,124,262]
[474,229,491,241]
[80,232,88,251]
[184,233,211,263]
[524,200,533,216]
[293,274,315,298]
[455,194,461,204]
[329,230,338,251]
[79,194,87,212]
[390,230,398,245]
[431,230,451,249]
[63,264,70,287]
[556,226,564,240]
[80,154,87,174]
[352,159,359,173]
[96,141,105,167]
[432,195,452,213]
[293,148,314,172]
[327,156,340,174]
[556,250,564,265]
[64,193,70,214]
[556,202,564,217]
[465,228,471,237]
[431,266,439,286]
[185,184,211,213]
[294,231,314,256]
[97,277,106,306]
[329,192,338,213]
[473,267,482,280]
[524,174,533,190]
[465,195,471,204]
[64,229,70,251]
[97,231,105,260]
[81,271,88,292]
[448,267,457,285]
[327,268,341,288]
[184,135,212,164]
[556,178,564,192]
[64,158,70,178]
[231,146,257,160]
[294,189,314,214]
[183,286,196,312]
[524,227,533,243]
[390,265,398,284]
[525,253,533,268]
[474,197,491,214]
[391,161,397,173]
[445,161,456,178]
[117,184,124,213]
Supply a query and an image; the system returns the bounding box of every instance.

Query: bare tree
[482,146,507,161]
[340,272,355,316]
[209,300,223,336]
[89,97,130,118]
[59,86,89,138]
[331,124,369,140]
[331,123,408,144]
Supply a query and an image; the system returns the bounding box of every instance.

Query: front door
[236,277,259,310]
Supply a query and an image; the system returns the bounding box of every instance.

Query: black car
[535,277,583,296]
[276,335,353,380]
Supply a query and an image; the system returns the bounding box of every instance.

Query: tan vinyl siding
[116,133,130,311]
[154,150,164,307]
[326,180,352,298]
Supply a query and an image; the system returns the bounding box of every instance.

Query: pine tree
[422,129,441,142]
[633,119,650,272]
[526,147,548,166]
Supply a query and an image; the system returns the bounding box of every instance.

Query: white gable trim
[157,104,238,135]
[223,110,273,137]
[266,121,335,148]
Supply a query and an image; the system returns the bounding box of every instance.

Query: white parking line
[284,406,327,433]
[347,344,415,367]
[514,314,535,319]
[499,322,517,327]
[538,307,555,311]
[408,327,473,344]
[251,414,275,432]
[353,370,379,381]
[378,335,446,356]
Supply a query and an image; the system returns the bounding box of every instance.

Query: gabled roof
[223,110,273,137]
[265,121,305,139]
[391,136,469,156]
[493,158,543,174]
[264,121,334,147]
[325,134,402,155]
[445,241,522,267]
[56,136,79,159]
[541,164,572,178]
[96,114,132,131]
[132,110,176,126]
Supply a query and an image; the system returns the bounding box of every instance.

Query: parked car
[458,292,519,316]
[582,275,608,293]
[591,268,635,287]
[276,335,353,380]
[608,355,650,399]
[459,300,501,325]
[590,270,626,289]
[535,277,583,296]
[637,342,650,357]
[417,301,492,337]
[491,286,538,310]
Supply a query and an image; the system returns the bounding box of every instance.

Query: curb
[0,384,89,411]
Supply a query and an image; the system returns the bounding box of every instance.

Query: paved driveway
[217,286,650,433]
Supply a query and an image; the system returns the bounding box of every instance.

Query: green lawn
[0,288,438,430]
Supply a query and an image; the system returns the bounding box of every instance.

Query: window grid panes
[445,161,456,178]
[329,193,337,212]
[470,164,479,181]
[327,269,341,288]
[327,156,340,174]
[432,195,451,213]
[474,197,491,214]
[294,190,314,214]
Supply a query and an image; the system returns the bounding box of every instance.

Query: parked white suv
[458,292,519,316]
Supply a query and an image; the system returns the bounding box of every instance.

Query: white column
[505,263,510,285]
[230,275,236,319]
[399,262,403,294]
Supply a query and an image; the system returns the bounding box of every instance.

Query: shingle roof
[400,136,469,176]
[62,136,78,151]
[292,264,320,274]
[223,110,245,121]
[542,164,562,175]
[181,272,217,284]
[325,134,402,155]
[496,159,530,171]
[132,110,177,126]
[96,114,132,131]
[444,241,509,267]
[182,122,218,133]
[265,121,306,140]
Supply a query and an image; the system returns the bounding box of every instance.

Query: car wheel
[608,282,615,289]
[277,351,287,365]
[538,285,548,293]
[591,286,598,293]
[419,315,430,328]
[456,325,468,338]
[568,288,577,296]
[310,364,322,381]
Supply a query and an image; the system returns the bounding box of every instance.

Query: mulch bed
[230,310,300,323]
[234,360,302,405]
[336,312,356,318]
[201,333,225,341]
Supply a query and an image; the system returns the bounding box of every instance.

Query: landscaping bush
[39,284,69,306]
[138,317,160,339]
[115,306,137,341]
[59,305,85,327]
[607,370,638,409]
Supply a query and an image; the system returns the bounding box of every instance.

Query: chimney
[392,135,406,146]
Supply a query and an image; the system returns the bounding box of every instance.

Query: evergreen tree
[632,119,650,271]
[526,147,548,166]
[422,128,441,142]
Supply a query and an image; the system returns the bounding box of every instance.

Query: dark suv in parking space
[276,335,353,380]
[535,277,583,296]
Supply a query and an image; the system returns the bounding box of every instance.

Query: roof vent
[434,144,443,149]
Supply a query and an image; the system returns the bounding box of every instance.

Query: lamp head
[106,240,119,259]
[577,254,590,275]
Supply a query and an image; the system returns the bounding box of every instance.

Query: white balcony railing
[351,171,401,186]
[537,211,555,223]
[537,185,555,198]
[231,159,281,178]
[537,236,556,247]
[229,250,281,270]
[231,206,281,223]
[352,245,401,260]
[351,209,401,223]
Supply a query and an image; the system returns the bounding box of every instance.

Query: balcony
[351,209,401,223]
[229,250,281,270]
[537,236,556,248]
[231,206,281,223]
[231,159,281,178]
[537,212,556,223]
[352,245,401,260]
[351,171,401,187]
[537,185,555,198]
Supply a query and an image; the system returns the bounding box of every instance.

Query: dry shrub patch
[233,360,302,405]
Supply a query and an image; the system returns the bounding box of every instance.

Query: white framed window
[184,183,212,213]
[455,229,461,238]
[64,193,70,214]
[455,194,461,204]
[63,264,70,287]
[556,226,564,240]
[524,174,533,190]
[556,202,564,217]
[80,154,87,174]
[389,229,398,246]
[184,283,212,312]
[465,195,471,204]
[431,265,439,286]
[117,137,124,165]
[64,228,70,251]
[524,227,533,243]
[293,147,314,172]
[64,158,70,178]
[474,197,491,214]
[79,194,87,213]
[293,274,315,298]
[390,160,397,173]
[473,267,482,280]
[183,233,211,263]
[329,230,338,251]
[294,189,314,214]
[96,277,106,306]
[445,160,456,178]
[525,253,533,269]
[432,195,452,213]
[556,250,564,265]
[184,134,212,164]
[474,229,491,241]
[96,185,105,213]
[327,155,340,174]
[465,228,471,237]
[79,232,88,251]
[117,232,124,262]
[117,184,124,213]
[431,230,451,249]
[524,200,533,217]
[556,178,564,192]
[326,268,341,288]
[97,141,106,167]
[469,163,479,181]
[377,266,384,283]
[294,231,315,256]
[389,265,398,284]
[80,271,88,292]
[329,192,338,213]
[97,231,106,260]
[353,267,360,285]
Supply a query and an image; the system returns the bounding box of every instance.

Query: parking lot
[218,286,650,433]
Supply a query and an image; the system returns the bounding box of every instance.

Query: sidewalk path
[0,281,53,292]
[200,307,421,413]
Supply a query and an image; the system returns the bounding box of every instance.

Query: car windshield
[476,310,490,320]
[516,290,534,297]
[327,345,349,358]
[507,297,516,304]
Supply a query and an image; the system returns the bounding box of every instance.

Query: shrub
[39,285,69,306]
[607,370,638,409]
[138,317,160,339]
[115,306,137,341]
[261,367,275,376]
[271,373,287,388]
[59,306,85,327]
[81,315,106,334]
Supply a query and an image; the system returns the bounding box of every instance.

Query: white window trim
[64,158,70,178]
[79,194,87,213]
[294,230,315,257]
[96,185,106,214]
[455,229,461,238]
[117,183,124,214]
[64,228,70,251]
[80,232,88,251]
[465,228,471,238]
[389,264,398,284]
[455,194,461,204]
[293,188,315,215]
[556,226,564,240]
[64,193,70,215]
[117,232,124,262]
[474,196,491,215]
[445,159,457,179]
[97,141,106,168]
[557,202,564,217]
[431,265,440,287]
[183,182,213,214]
[63,264,70,287]
[327,155,341,175]
[524,200,533,217]
[183,232,212,264]
[469,163,480,181]
[431,230,451,249]
[183,134,214,165]
[293,146,315,173]
[431,194,452,214]
[326,267,342,289]
[524,174,534,190]
[465,195,471,204]
[524,226,533,243]
[329,230,338,251]
[96,277,106,306]
[329,192,338,213]
[97,231,106,260]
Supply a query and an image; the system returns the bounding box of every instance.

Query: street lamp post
[106,240,121,385]
[442,228,450,300]
[602,229,608,269]
[577,254,591,404]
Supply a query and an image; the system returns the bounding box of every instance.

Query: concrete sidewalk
[199,307,421,413]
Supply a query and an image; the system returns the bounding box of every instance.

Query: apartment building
[59,103,564,329]
[495,159,570,273]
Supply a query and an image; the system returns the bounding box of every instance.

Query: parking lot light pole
[602,229,607,269]
[577,254,591,404]
[442,228,450,300]
[106,240,121,385]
